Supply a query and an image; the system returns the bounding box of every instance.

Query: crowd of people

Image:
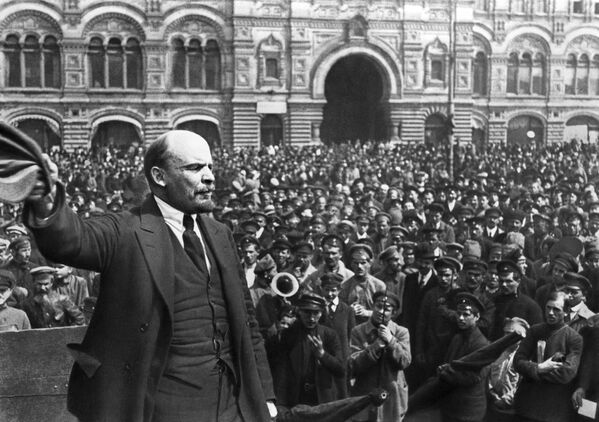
[1,137,599,421]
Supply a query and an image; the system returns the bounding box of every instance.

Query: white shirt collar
[153,195,210,270]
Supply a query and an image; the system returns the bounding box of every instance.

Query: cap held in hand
[0,122,54,203]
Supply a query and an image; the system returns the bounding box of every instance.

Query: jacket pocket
[67,343,102,378]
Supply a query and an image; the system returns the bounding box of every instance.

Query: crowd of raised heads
[1,137,599,421]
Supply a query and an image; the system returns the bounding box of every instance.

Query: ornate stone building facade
[1,0,599,149]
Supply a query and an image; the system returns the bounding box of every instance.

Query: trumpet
[271,272,300,298]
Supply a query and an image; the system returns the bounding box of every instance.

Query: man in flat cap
[424,202,455,244]
[458,258,496,338]
[513,291,583,422]
[268,292,345,407]
[0,269,30,331]
[270,238,293,272]
[52,263,90,308]
[563,272,595,333]
[490,259,543,341]
[524,213,553,261]
[285,241,317,284]
[374,246,406,318]
[371,212,392,257]
[304,234,354,294]
[535,251,580,310]
[2,236,37,295]
[320,272,355,398]
[437,292,490,422]
[350,291,411,422]
[414,256,462,384]
[339,244,386,325]
[21,266,85,328]
[484,208,504,242]
[401,243,439,340]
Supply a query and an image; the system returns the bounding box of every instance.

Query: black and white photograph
[1,1,599,421]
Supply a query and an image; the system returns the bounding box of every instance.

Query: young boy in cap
[0,269,30,331]
[267,292,345,407]
[350,291,411,422]
[414,256,462,383]
[562,272,595,333]
[438,292,490,422]
[339,244,386,325]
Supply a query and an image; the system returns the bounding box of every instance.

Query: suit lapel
[136,196,175,320]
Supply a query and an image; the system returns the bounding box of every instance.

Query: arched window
[89,37,105,88]
[577,54,589,95]
[126,38,142,89]
[4,34,21,87]
[535,0,547,13]
[257,35,282,88]
[172,38,185,88]
[519,53,532,94]
[473,51,487,95]
[566,53,577,95]
[424,114,447,146]
[205,40,220,90]
[43,36,61,88]
[532,53,545,95]
[24,35,41,87]
[170,38,221,90]
[507,52,519,93]
[188,39,203,88]
[107,38,123,88]
[591,55,599,95]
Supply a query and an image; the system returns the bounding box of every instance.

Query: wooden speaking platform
[0,326,86,422]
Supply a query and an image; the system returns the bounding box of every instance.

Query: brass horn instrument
[271,272,300,298]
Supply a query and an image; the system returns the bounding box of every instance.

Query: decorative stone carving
[66,55,81,69]
[566,35,599,54]
[165,16,222,41]
[1,12,61,35]
[66,73,81,87]
[148,56,162,70]
[429,9,449,21]
[314,33,337,49]
[237,58,250,71]
[507,35,548,54]
[83,14,145,39]
[255,0,288,17]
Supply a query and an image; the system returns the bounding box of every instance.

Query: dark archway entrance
[424,114,447,147]
[15,119,61,151]
[91,121,141,149]
[175,120,221,149]
[260,115,283,146]
[507,115,544,147]
[320,55,390,143]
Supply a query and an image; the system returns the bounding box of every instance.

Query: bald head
[144,130,215,214]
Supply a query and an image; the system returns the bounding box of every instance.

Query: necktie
[328,303,335,318]
[182,214,208,274]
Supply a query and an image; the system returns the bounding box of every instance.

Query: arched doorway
[260,114,283,146]
[564,116,599,143]
[320,54,390,143]
[91,121,141,149]
[507,115,544,147]
[175,120,221,149]
[424,114,447,147]
[15,119,61,150]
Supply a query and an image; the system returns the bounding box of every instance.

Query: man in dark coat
[320,272,355,398]
[438,292,490,422]
[24,131,276,422]
[490,259,543,341]
[268,292,345,407]
[513,291,583,422]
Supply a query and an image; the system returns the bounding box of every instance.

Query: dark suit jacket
[25,184,274,422]
[268,322,345,407]
[401,271,438,340]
